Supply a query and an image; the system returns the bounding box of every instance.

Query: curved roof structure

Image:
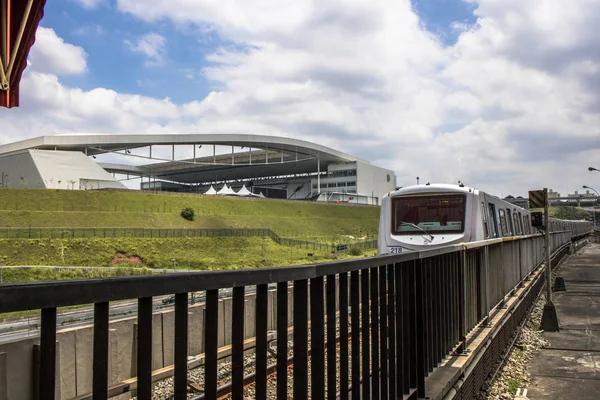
[0,133,369,184]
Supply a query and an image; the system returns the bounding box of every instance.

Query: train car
[378,183,592,255]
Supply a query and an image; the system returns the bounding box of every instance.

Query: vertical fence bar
[415,260,426,397]
[293,279,309,400]
[232,287,245,400]
[326,275,337,400]
[459,250,467,353]
[205,289,219,399]
[311,277,326,400]
[174,293,189,400]
[408,260,418,390]
[93,302,109,399]
[255,284,268,400]
[277,281,288,400]
[370,266,380,400]
[433,261,441,365]
[350,271,360,400]
[40,308,57,400]
[424,259,432,373]
[361,269,371,400]
[387,264,396,399]
[137,297,152,400]
[339,272,349,400]
[378,265,388,399]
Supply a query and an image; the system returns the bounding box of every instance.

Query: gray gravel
[478,258,568,400]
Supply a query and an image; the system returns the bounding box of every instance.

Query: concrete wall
[0,150,126,190]
[356,161,396,205]
[0,151,45,188]
[0,289,298,400]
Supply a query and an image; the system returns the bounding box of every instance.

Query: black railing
[0,230,582,400]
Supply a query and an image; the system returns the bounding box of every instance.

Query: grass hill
[0,188,380,272]
[0,188,379,238]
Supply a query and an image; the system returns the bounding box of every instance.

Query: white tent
[217,184,236,196]
[235,185,252,196]
[204,185,217,195]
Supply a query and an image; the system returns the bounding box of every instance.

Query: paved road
[526,243,600,399]
[0,284,276,344]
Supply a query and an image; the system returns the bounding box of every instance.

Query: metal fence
[0,227,377,252]
[0,229,588,400]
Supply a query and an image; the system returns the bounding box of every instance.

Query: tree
[551,206,590,221]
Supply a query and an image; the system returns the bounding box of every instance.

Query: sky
[1,0,599,197]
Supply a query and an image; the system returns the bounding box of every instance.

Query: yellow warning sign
[528,190,546,209]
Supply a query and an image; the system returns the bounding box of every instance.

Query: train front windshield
[392,194,466,235]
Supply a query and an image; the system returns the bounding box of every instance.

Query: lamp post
[583,185,599,196]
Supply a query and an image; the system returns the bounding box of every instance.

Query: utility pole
[540,187,560,331]
[544,187,552,305]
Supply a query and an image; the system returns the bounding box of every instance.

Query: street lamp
[589,167,599,172]
[583,185,599,196]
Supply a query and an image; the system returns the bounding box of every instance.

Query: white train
[378,183,592,254]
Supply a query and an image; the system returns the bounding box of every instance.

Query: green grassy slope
[0,188,379,237]
[0,237,373,268]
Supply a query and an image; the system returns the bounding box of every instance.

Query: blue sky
[41,0,477,104]
[3,0,598,196]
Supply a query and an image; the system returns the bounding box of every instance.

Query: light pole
[583,185,599,196]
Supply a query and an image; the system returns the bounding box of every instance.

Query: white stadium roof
[0,133,369,184]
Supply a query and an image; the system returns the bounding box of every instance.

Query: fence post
[414,259,426,397]
[458,249,468,354]
[483,246,491,326]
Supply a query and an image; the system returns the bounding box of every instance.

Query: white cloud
[2,0,599,197]
[27,27,87,75]
[72,24,105,37]
[73,0,106,9]
[124,32,167,66]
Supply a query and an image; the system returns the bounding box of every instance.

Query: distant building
[548,189,560,198]
[0,133,396,205]
[504,195,529,209]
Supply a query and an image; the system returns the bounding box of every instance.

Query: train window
[523,215,529,234]
[391,194,466,235]
[488,203,499,237]
[481,202,490,238]
[513,213,521,235]
[499,209,509,236]
[506,209,514,235]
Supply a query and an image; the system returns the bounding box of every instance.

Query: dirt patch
[111,252,144,265]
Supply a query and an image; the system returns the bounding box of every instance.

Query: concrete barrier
[0,288,297,400]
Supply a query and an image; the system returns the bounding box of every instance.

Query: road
[0,285,275,344]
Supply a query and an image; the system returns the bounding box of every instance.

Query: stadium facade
[0,133,396,205]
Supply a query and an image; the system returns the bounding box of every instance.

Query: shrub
[180,207,195,221]
[350,247,363,256]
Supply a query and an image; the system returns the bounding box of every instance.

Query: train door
[488,203,500,238]
[522,215,529,234]
[514,212,522,235]
[480,202,490,239]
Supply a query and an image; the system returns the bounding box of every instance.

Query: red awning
[0,0,47,108]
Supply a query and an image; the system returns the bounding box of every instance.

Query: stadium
[0,133,396,205]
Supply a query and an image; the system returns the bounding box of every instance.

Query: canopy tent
[235,184,252,196]
[1,0,47,108]
[203,185,217,195]
[216,184,236,196]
